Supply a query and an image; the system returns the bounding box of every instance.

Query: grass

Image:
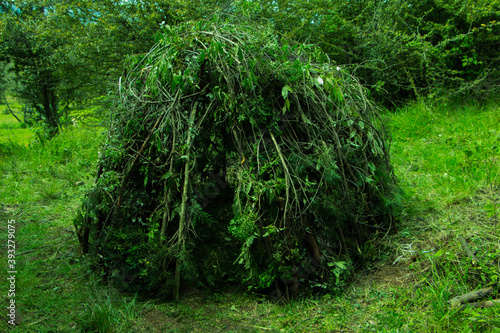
[0,107,33,146]
[0,98,499,332]
[389,99,500,205]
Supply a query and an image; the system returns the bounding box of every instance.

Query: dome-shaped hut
[75,18,400,300]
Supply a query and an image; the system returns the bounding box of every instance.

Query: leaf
[244,182,252,195]
[367,162,376,174]
[198,50,206,63]
[161,171,173,180]
[335,261,347,270]
[281,85,292,99]
[267,188,275,205]
[238,47,244,62]
[282,99,290,114]
[434,249,445,258]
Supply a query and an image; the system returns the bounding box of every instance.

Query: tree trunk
[2,94,22,123]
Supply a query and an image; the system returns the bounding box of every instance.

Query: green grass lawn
[0,105,34,146]
[0,99,499,332]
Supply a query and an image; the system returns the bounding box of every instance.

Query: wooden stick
[449,287,494,305]
[174,102,198,301]
[458,236,479,265]
[111,90,180,226]
[111,112,165,225]
[465,299,500,309]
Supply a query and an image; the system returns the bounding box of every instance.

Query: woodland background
[1,0,499,135]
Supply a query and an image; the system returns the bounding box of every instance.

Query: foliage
[0,0,189,136]
[0,1,63,136]
[0,61,13,103]
[2,0,498,136]
[244,0,500,106]
[75,17,400,299]
[44,0,188,103]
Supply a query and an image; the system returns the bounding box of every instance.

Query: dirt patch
[357,263,414,290]
[373,264,416,287]
[141,309,169,332]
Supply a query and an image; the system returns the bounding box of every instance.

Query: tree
[0,1,63,136]
[0,0,187,136]
[237,0,500,105]
[48,0,185,105]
